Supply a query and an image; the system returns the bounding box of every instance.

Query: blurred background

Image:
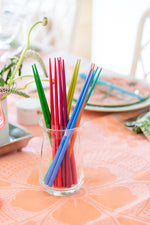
[0,0,150,77]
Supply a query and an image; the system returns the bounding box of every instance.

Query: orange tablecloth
[1,50,150,224]
[1,93,150,225]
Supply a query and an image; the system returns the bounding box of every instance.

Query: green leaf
[0,58,17,74]
[0,78,5,86]
[18,64,22,76]
[0,65,7,75]
[3,87,30,98]
[6,68,12,84]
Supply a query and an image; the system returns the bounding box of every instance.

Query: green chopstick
[67,59,81,115]
[32,64,51,128]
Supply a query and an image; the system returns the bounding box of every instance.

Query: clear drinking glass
[39,118,84,196]
[0,97,9,145]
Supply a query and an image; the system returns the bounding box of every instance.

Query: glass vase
[0,97,9,145]
[39,119,84,196]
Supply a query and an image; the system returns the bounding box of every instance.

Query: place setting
[73,70,150,112]
[72,68,150,143]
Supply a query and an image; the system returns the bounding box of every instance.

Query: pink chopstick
[54,58,62,187]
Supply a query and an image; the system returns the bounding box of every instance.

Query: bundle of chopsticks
[32,58,102,188]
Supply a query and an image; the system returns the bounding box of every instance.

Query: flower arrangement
[0,17,48,99]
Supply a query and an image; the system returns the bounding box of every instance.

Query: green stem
[16,78,50,91]
[16,80,36,90]
[13,75,34,81]
[8,19,46,87]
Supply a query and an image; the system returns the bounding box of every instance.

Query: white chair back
[130,8,150,79]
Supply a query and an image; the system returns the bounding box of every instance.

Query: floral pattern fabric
[1,94,150,225]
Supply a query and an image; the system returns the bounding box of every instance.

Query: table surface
[1,53,150,225]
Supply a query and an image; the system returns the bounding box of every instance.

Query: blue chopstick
[80,73,145,101]
[45,68,94,186]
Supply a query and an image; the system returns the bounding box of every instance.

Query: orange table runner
[0,94,150,225]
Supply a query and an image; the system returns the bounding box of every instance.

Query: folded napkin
[125,111,150,140]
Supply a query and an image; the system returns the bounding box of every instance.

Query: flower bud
[42,17,48,26]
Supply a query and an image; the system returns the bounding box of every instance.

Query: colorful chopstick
[67,59,81,114]
[54,58,62,187]
[32,64,51,129]
[69,67,102,157]
[57,57,66,187]
[33,58,103,188]
[49,58,55,158]
[45,67,94,186]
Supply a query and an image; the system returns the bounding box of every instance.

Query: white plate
[72,97,150,112]
[86,96,150,112]
[73,74,150,112]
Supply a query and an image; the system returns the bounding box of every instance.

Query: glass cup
[39,118,84,196]
[0,97,9,146]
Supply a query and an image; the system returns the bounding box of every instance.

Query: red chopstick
[57,57,66,187]
[49,58,55,157]
[54,58,62,187]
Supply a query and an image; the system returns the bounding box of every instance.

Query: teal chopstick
[85,67,102,105]
[32,64,51,128]
[80,73,145,101]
